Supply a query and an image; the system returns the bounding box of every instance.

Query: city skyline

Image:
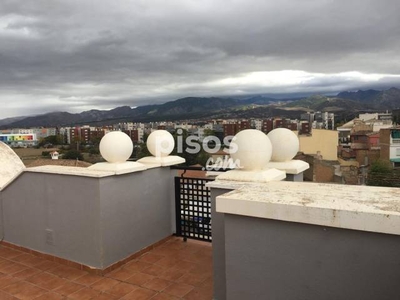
[1,0,400,119]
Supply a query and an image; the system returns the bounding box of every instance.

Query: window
[391,130,400,139]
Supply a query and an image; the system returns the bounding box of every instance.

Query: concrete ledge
[26,165,116,177]
[207,180,261,190]
[216,181,400,236]
[88,161,147,174]
[216,168,286,183]
[265,159,309,174]
[138,155,185,167]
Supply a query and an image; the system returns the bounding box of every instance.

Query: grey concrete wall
[210,187,234,300]
[99,167,174,268]
[1,167,175,269]
[224,214,400,300]
[2,173,102,267]
[169,169,178,234]
[285,173,303,182]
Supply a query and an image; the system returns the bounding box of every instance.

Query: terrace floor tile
[0,237,212,300]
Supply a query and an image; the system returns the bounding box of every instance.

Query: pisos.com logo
[153,129,241,171]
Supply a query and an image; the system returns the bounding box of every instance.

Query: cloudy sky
[1,0,400,119]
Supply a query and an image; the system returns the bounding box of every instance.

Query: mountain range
[1,88,400,128]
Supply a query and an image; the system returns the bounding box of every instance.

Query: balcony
[1,129,400,300]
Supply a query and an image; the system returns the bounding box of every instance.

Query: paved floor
[0,237,213,300]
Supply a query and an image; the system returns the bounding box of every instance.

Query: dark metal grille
[175,177,214,242]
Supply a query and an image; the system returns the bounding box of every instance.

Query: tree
[203,129,215,137]
[171,129,210,166]
[41,151,51,158]
[90,136,102,146]
[38,135,63,147]
[366,160,400,187]
[133,142,151,160]
[369,160,391,173]
[62,150,83,160]
[89,148,100,155]
[393,115,398,126]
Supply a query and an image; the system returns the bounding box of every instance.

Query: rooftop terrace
[0,237,212,300]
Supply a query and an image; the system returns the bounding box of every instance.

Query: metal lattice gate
[175,177,213,242]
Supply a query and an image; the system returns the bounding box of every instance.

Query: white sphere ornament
[230,129,272,171]
[99,131,133,163]
[267,128,299,162]
[147,130,174,158]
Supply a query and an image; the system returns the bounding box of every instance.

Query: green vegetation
[37,135,64,147]
[171,130,210,166]
[62,150,84,160]
[88,148,100,155]
[133,132,151,160]
[41,151,51,158]
[367,160,400,187]
[285,95,328,109]
[369,160,392,173]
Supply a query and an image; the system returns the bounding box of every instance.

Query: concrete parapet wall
[1,167,174,269]
[224,214,400,300]
[211,180,400,300]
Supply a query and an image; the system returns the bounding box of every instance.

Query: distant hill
[218,106,308,119]
[285,94,329,109]
[337,89,381,102]
[6,107,133,128]
[2,97,244,128]
[239,95,281,105]
[0,116,28,126]
[312,97,365,112]
[285,95,367,112]
[284,87,400,113]
[138,97,241,116]
[1,87,400,128]
[337,87,400,109]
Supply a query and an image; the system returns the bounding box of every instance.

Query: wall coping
[25,165,116,177]
[207,180,261,190]
[216,181,400,236]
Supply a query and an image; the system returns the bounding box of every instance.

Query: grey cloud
[1,0,400,118]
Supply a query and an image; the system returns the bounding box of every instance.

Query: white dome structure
[99,131,133,163]
[230,129,272,171]
[267,128,299,162]
[265,128,309,176]
[146,130,174,158]
[89,131,146,174]
[137,130,185,167]
[217,129,286,182]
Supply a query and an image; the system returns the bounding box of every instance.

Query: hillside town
[1,110,399,186]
